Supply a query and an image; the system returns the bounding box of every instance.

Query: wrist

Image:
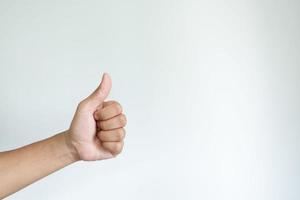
[60,131,80,162]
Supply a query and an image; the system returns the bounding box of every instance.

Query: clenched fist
[68,73,127,161]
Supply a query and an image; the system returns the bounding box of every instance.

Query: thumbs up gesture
[67,73,127,161]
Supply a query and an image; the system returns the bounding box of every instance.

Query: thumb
[87,73,112,105]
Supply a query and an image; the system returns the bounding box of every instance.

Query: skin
[0,73,127,199]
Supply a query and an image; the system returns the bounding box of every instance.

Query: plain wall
[0,0,299,199]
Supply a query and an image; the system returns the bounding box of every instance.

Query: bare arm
[0,73,127,199]
[0,131,77,198]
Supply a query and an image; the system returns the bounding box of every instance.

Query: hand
[67,73,127,161]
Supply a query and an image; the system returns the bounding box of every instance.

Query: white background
[0,0,299,199]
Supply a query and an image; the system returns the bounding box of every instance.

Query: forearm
[0,131,79,199]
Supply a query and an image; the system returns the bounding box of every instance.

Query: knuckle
[119,114,127,126]
[116,128,125,140]
[113,142,123,155]
[114,103,123,114]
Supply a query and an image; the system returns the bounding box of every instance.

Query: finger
[97,114,127,130]
[103,100,117,107]
[102,141,124,156]
[94,101,122,120]
[97,128,126,142]
[94,100,116,113]
[86,73,112,107]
